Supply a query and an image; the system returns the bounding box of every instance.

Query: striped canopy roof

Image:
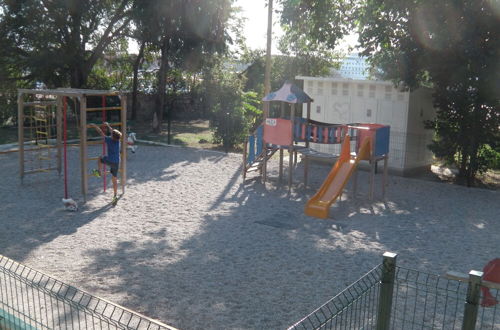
[262,81,313,104]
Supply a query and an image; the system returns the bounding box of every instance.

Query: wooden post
[279,148,284,182]
[18,92,25,180]
[304,102,311,186]
[279,101,285,182]
[263,0,273,119]
[369,131,376,200]
[376,252,397,330]
[461,270,483,330]
[56,96,63,176]
[243,137,248,181]
[120,94,127,195]
[352,165,358,197]
[263,144,267,183]
[370,158,376,200]
[382,155,388,198]
[261,0,273,184]
[288,103,295,188]
[79,96,88,202]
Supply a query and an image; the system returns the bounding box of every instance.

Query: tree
[358,0,499,185]
[133,0,233,136]
[240,51,333,95]
[207,62,262,152]
[278,0,353,58]
[278,0,500,185]
[0,0,134,88]
[86,40,134,91]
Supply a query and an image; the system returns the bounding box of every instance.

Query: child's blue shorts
[100,156,119,177]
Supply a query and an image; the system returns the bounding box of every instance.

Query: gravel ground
[0,145,498,329]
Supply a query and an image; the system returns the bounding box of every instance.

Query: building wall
[404,88,436,169]
[301,77,409,170]
[298,76,436,174]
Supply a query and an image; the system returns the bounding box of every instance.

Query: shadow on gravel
[2,147,498,330]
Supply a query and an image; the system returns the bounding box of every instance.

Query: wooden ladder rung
[24,167,58,175]
[86,107,122,112]
[86,122,122,129]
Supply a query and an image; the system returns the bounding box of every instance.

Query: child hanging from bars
[89,122,122,204]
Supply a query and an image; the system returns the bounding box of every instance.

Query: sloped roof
[262,81,313,104]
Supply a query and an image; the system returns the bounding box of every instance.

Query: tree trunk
[154,38,169,133]
[69,11,86,88]
[131,41,145,121]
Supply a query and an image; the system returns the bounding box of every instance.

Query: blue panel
[256,125,263,155]
[306,125,312,142]
[374,126,390,157]
[317,125,323,142]
[294,122,301,142]
[248,135,255,164]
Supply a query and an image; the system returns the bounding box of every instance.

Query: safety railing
[244,124,264,166]
[288,252,500,330]
[0,255,176,330]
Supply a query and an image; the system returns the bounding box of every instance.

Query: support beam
[120,94,127,195]
[79,96,88,202]
[288,104,295,188]
[279,148,283,182]
[263,0,273,119]
[383,156,388,198]
[18,93,24,180]
[56,97,63,176]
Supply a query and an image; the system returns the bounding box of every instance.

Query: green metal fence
[289,253,500,330]
[0,255,176,330]
[288,263,382,329]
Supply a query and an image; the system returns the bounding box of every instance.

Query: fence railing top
[0,254,178,330]
[446,271,500,290]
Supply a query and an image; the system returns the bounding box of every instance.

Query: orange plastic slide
[305,136,371,219]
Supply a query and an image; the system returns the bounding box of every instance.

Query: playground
[0,141,498,329]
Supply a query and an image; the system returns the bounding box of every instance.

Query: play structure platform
[243,81,390,219]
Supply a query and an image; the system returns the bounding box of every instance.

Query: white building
[296,74,436,175]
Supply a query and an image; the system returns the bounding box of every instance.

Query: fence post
[462,270,483,330]
[376,252,397,330]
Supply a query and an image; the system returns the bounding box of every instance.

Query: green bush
[210,79,245,151]
[209,77,262,152]
[480,144,500,170]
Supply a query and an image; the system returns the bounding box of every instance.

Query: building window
[317,81,323,95]
[342,83,349,96]
[316,105,321,114]
[331,82,338,95]
[357,84,364,97]
[385,85,392,100]
[369,85,376,98]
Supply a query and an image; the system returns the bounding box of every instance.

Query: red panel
[263,118,293,146]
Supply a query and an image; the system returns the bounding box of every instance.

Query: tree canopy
[132,0,233,133]
[0,0,134,88]
[278,0,500,183]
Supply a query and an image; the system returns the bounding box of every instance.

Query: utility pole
[263,0,273,118]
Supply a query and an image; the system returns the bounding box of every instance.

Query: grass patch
[131,120,223,150]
